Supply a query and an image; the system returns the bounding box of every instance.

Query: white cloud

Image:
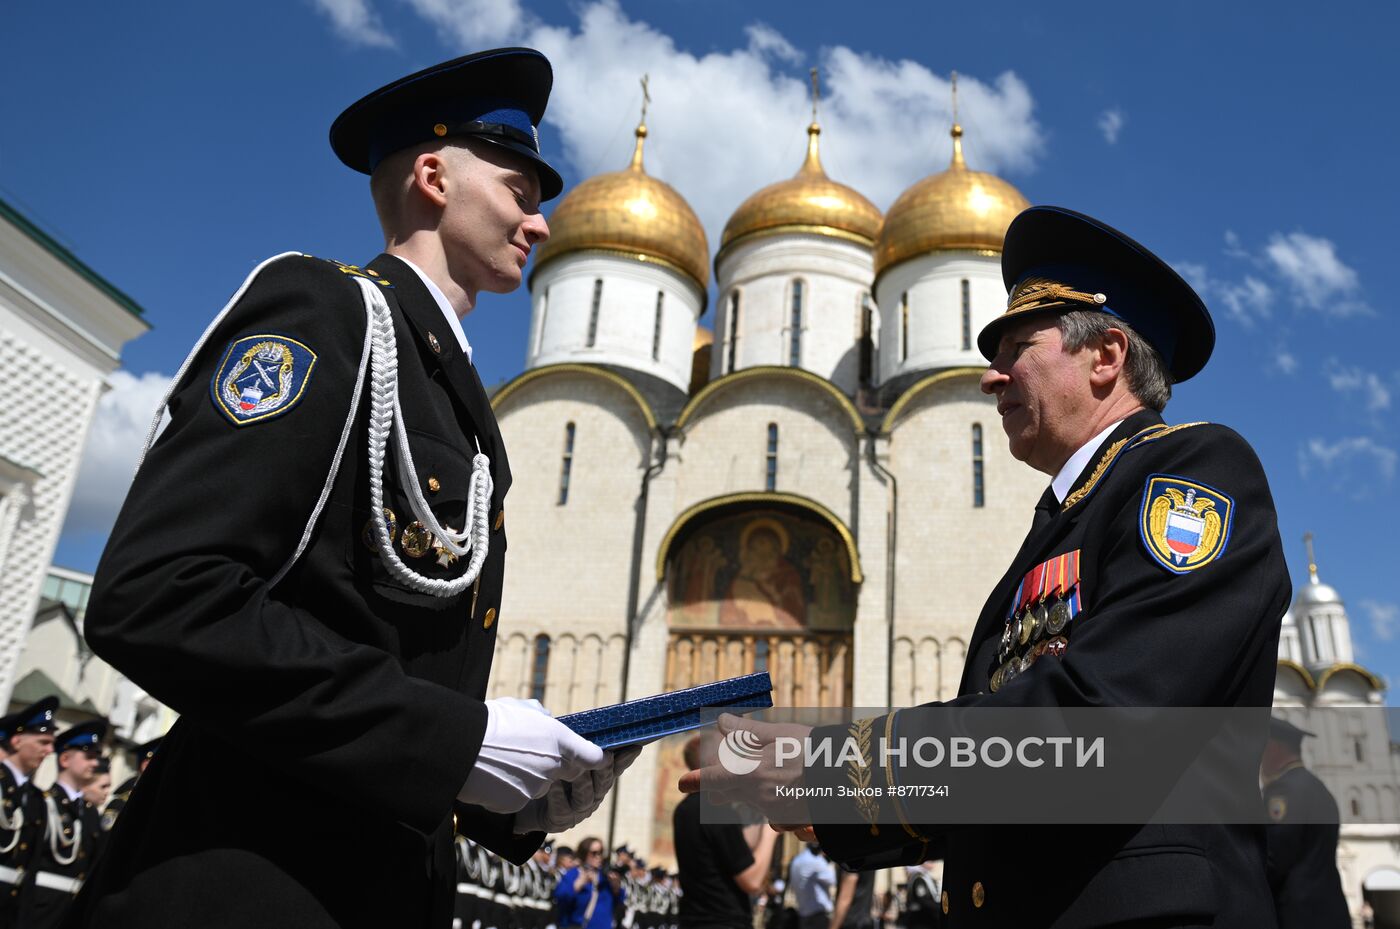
[1325,360,1392,412]
[1264,231,1370,316]
[1360,600,1400,642]
[61,371,172,538]
[1216,275,1274,328]
[744,23,802,65]
[401,0,534,47]
[527,2,1041,246]
[1274,348,1298,376]
[1097,108,1124,144]
[307,1,1043,247]
[1298,436,1398,484]
[309,0,396,48]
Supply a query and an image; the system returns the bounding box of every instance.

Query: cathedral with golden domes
[483,82,1046,861]
[481,83,1398,915]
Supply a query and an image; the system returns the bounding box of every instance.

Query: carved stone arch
[941,637,968,701]
[676,366,863,437]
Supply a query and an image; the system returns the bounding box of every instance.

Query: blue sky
[4,1,1396,695]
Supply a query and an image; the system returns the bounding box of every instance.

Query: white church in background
[1273,535,1400,924]
[482,80,1399,925]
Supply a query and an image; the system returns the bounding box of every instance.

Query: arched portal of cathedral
[662,503,857,708]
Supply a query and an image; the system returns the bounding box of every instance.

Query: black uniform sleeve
[84,255,488,835]
[814,425,1289,862]
[453,804,543,864]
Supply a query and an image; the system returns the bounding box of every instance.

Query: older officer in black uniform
[64,49,630,929]
[684,206,1291,928]
[0,697,58,925]
[21,720,106,929]
[1262,717,1350,928]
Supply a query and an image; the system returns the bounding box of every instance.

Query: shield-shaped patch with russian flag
[1139,474,1234,575]
[210,334,317,426]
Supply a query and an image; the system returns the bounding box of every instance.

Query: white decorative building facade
[0,198,149,706]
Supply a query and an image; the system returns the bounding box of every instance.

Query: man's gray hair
[1056,310,1172,411]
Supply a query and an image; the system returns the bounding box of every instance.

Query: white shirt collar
[1051,419,1125,504]
[2,758,28,786]
[58,779,82,802]
[393,255,473,364]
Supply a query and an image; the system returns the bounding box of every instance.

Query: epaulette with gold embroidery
[303,254,394,288]
[1061,422,1210,512]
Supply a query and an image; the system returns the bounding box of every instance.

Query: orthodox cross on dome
[630,74,650,170]
[800,66,825,176]
[949,69,966,168]
[1304,532,1321,584]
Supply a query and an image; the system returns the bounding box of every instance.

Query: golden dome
[532,125,709,292]
[873,124,1030,280]
[693,325,714,351]
[717,123,882,264]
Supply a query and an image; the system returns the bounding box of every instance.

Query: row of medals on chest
[991,587,1076,692]
[361,507,458,568]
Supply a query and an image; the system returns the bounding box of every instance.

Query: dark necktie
[1032,485,1059,531]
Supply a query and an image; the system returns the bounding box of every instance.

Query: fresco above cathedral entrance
[667,508,854,631]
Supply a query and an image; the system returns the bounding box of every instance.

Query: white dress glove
[459,698,608,814]
[514,746,642,834]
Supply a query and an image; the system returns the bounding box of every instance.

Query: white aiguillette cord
[135,254,492,599]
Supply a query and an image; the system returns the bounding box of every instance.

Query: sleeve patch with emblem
[210,333,317,426]
[1139,474,1234,574]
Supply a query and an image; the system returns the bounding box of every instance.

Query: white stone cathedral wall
[886,375,1042,702]
[875,252,1005,384]
[713,236,874,393]
[527,254,703,392]
[492,371,653,714]
[0,319,103,705]
[674,377,858,514]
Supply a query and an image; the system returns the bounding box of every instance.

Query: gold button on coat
[427,476,441,493]
[428,332,441,354]
[494,510,504,531]
[483,608,497,629]
[972,882,985,908]
[941,891,949,914]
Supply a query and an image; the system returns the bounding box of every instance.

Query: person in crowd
[827,870,873,929]
[787,845,835,929]
[0,697,58,926]
[673,733,777,929]
[21,720,106,928]
[1262,717,1350,928]
[556,837,625,929]
[898,863,940,929]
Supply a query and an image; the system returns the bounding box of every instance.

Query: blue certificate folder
[558,671,774,749]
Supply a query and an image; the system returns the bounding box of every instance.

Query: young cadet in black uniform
[0,697,58,925]
[97,735,159,833]
[64,49,632,929]
[1262,717,1350,928]
[21,720,106,929]
[683,206,1291,928]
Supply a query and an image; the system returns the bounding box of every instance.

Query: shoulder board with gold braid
[303,254,395,288]
[1061,422,1209,512]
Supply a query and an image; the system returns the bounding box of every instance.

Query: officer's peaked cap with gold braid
[981,206,1215,382]
[330,47,562,201]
